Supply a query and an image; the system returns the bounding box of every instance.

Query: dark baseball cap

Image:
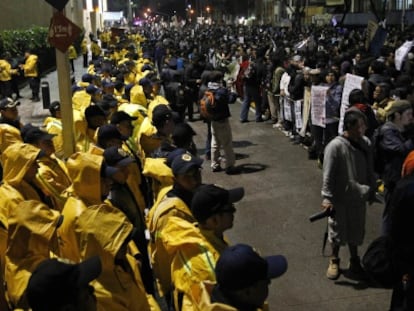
[0,97,20,109]
[171,152,203,176]
[85,105,106,119]
[139,77,152,87]
[26,256,102,310]
[49,101,61,114]
[21,124,56,144]
[82,73,97,83]
[172,122,196,146]
[215,244,287,291]
[151,105,174,127]
[86,84,102,95]
[110,111,138,124]
[103,146,135,167]
[97,124,128,144]
[191,184,244,223]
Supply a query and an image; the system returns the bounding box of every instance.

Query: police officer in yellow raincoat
[21,124,71,211]
[147,151,202,306]
[161,184,244,310]
[58,152,157,310]
[190,244,288,311]
[43,101,64,159]
[0,97,23,180]
[20,50,40,102]
[0,143,62,309]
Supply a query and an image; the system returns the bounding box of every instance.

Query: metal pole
[54,9,76,158]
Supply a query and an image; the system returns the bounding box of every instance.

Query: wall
[0,0,53,30]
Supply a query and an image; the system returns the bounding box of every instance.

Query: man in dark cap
[26,256,102,311]
[205,244,288,310]
[103,146,155,296]
[76,105,107,152]
[148,105,177,158]
[147,151,203,305]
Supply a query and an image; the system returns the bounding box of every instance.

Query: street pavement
[18,57,391,311]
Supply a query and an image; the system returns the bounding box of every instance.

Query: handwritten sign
[338,73,364,134]
[311,86,328,128]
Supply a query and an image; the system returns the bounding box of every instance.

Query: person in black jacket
[389,151,414,310]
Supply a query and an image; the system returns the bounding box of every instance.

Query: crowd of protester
[0,21,414,310]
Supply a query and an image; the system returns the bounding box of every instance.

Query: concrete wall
[0,0,54,30]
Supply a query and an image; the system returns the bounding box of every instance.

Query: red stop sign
[48,11,82,53]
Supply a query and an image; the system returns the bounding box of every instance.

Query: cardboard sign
[311,86,329,128]
[48,12,82,53]
[338,73,364,134]
[44,0,69,11]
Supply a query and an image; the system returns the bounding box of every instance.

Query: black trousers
[0,81,12,98]
[29,77,40,97]
[83,53,88,68]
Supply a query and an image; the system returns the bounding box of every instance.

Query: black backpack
[362,235,396,288]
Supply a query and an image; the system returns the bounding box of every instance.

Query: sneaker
[240,119,249,123]
[326,258,340,280]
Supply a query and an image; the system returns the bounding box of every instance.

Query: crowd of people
[0,21,414,310]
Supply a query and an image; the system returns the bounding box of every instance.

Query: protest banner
[295,100,303,130]
[300,87,311,137]
[283,97,292,121]
[311,86,329,128]
[395,40,413,71]
[338,73,364,134]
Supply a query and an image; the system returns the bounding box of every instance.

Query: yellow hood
[65,152,104,206]
[76,203,133,271]
[1,143,41,187]
[0,123,22,154]
[5,200,61,308]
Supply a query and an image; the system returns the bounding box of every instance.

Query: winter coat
[322,136,375,245]
[147,195,195,297]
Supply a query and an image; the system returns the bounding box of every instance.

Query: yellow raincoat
[22,54,38,77]
[1,143,43,202]
[5,200,61,309]
[68,45,77,60]
[190,282,268,311]
[0,123,22,156]
[130,84,148,107]
[76,204,153,311]
[136,117,159,160]
[118,102,148,141]
[35,155,71,211]
[43,116,64,159]
[91,41,102,59]
[147,195,195,297]
[0,188,9,311]
[72,89,92,111]
[0,59,17,82]
[162,217,225,310]
[58,152,104,262]
[142,157,174,202]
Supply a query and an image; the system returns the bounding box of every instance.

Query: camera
[309,208,334,222]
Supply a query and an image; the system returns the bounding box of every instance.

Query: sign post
[46,4,82,158]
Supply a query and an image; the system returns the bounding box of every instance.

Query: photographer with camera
[321,108,376,280]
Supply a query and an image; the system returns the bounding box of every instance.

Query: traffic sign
[48,12,82,53]
[44,0,69,11]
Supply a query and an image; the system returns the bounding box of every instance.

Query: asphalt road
[18,58,391,310]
